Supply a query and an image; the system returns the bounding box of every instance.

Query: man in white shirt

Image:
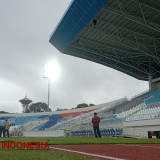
[0,118,6,137]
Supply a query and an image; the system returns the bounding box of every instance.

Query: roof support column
[148,75,152,92]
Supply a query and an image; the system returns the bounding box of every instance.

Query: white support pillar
[148,75,152,91]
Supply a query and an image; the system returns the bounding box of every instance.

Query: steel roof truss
[70,44,149,76]
[85,30,159,62]
[76,36,160,75]
[68,46,147,80]
[105,0,160,33]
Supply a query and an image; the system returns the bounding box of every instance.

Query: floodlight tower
[19,96,32,113]
[43,76,50,111]
[43,61,60,111]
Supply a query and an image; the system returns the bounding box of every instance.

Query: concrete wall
[151,81,160,90]
[123,118,160,138]
[23,130,65,137]
[150,77,160,91]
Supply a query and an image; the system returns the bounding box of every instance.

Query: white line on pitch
[116,144,160,149]
[50,146,127,160]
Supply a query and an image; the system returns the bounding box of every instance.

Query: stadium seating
[141,90,160,106]
[70,128,123,137]
[15,115,49,125]
[0,89,159,138]
[115,103,146,119]
[125,107,160,121]
[33,114,62,130]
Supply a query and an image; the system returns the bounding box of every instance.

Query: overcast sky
[0,0,148,113]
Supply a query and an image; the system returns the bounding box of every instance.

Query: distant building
[19,96,32,113]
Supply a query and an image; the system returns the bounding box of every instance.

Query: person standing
[92,112,101,138]
[0,118,6,137]
[5,120,10,138]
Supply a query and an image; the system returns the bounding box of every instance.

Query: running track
[51,144,160,160]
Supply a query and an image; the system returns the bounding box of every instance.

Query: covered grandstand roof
[49,0,160,81]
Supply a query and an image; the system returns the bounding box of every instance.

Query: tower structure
[19,96,32,113]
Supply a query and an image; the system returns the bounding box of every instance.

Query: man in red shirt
[92,112,101,138]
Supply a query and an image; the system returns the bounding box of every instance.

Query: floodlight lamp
[43,61,60,81]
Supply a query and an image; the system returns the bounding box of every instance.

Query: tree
[75,103,95,109]
[29,102,52,112]
[0,111,9,114]
[56,108,68,111]
[76,103,89,109]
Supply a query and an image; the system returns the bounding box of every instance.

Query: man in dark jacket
[92,112,101,138]
[0,118,6,137]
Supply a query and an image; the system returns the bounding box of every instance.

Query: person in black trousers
[0,118,6,137]
[92,112,101,138]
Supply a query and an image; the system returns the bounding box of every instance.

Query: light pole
[43,61,60,111]
[43,76,50,111]
[47,78,50,111]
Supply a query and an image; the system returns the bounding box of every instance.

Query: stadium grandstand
[0,98,125,137]
[1,89,160,138]
[49,0,160,138]
[1,0,160,139]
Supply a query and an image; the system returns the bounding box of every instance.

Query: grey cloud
[0,0,148,113]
